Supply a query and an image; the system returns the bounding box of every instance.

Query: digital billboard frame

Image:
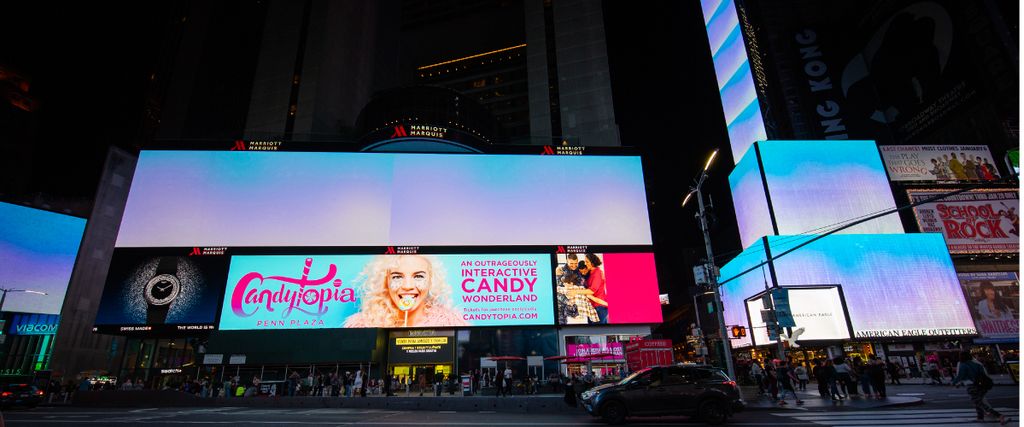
[0,201,87,316]
[93,141,663,334]
[743,285,854,346]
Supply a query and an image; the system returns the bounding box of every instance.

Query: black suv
[0,383,42,409]
[581,365,744,425]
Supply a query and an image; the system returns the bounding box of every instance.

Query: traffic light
[730,325,746,338]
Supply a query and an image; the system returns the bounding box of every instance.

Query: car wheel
[698,400,728,425]
[601,400,627,425]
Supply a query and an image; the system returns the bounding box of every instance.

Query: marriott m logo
[384,246,420,254]
[390,125,408,138]
[230,140,246,151]
[540,146,555,155]
[188,247,202,256]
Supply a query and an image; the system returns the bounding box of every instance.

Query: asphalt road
[2,383,1017,426]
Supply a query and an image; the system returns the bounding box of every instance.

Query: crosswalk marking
[297,409,397,415]
[775,408,1016,416]
[773,408,1018,427]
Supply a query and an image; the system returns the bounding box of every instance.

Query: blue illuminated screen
[730,140,905,248]
[719,233,976,348]
[701,0,768,163]
[728,145,773,248]
[0,202,86,315]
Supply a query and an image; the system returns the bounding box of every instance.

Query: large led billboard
[907,189,1018,254]
[0,202,86,315]
[729,140,904,248]
[727,146,774,247]
[219,254,553,330]
[115,151,652,247]
[719,233,976,348]
[95,148,661,333]
[879,145,1002,182]
[701,0,768,164]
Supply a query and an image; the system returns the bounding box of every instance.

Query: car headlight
[581,390,595,401]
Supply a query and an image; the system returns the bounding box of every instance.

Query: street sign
[692,264,719,285]
[771,288,796,328]
[693,265,709,285]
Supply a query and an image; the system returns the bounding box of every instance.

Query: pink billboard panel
[553,252,662,325]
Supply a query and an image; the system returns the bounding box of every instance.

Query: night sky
[2,3,172,198]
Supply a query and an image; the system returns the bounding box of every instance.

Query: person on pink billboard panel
[577,253,608,324]
[558,275,598,324]
[344,255,468,328]
[555,254,597,324]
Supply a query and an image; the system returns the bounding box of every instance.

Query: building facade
[702,0,1018,376]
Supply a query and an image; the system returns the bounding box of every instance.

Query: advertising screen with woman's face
[958,272,1019,340]
[218,254,554,330]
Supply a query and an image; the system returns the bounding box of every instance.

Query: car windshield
[617,369,650,385]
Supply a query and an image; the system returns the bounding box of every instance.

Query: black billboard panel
[93,249,229,334]
[388,330,455,364]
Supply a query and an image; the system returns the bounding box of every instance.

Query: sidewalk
[68,390,579,414]
[908,373,1017,386]
[739,386,923,411]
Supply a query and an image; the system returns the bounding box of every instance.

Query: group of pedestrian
[746,352,1008,425]
[749,359,805,406]
[808,356,890,400]
[299,370,370,397]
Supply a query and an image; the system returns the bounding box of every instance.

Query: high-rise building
[154,0,622,146]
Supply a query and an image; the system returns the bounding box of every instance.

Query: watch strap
[147,304,170,324]
[147,257,178,324]
[156,257,178,276]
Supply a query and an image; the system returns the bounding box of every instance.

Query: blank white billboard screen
[746,287,851,345]
[115,151,654,247]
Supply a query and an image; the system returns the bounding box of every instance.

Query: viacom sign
[9,314,60,336]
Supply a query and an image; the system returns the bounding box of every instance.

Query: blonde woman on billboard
[344,255,468,328]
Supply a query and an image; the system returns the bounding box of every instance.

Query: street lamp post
[682,149,735,380]
[0,288,49,312]
[691,290,714,364]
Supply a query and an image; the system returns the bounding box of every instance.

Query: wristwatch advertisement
[94,249,228,334]
[145,257,181,324]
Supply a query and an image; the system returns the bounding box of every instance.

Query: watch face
[145,274,180,306]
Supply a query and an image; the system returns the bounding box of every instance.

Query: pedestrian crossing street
[772,407,1019,426]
